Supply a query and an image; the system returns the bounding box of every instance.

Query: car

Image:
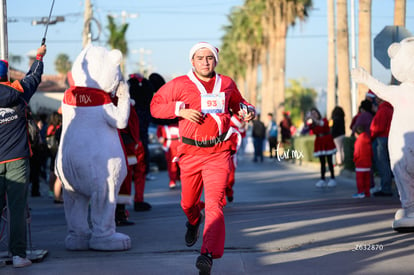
[148,125,167,171]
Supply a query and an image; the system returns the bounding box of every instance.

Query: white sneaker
[12,256,32,268]
[315,180,326,188]
[327,179,336,187]
[146,174,156,181]
[352,193,365,199]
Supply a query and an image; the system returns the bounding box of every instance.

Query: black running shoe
[373,191,393,197]
[196,254,212,275]
[134,201,152,211]
[185,213,203,247]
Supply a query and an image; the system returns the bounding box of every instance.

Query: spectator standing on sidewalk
[279,111,293,150]
[351,100,374,136]
[266,113,278,159]
[330,106,345,166]
[370,96,394,196]
[306,107,337,188]
[46,111,63,203]
[0,45,46,268]
[252,113,266,162]
[151,42,255,275]
[353,125,373,198]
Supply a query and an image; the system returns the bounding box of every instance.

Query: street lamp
[109,10,138,24]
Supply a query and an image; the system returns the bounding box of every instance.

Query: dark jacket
[331,116,345,138]
[0,60,44,163]
[252,120,266,139]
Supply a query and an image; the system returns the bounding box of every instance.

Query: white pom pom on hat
[189,42,219,65]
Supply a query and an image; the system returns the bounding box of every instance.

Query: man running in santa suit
[151,42,255,275]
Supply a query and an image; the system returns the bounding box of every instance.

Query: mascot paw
[65,233,91,250]
[392,208,414,232]
[351,67,370,84]
[116,81,130,99]
[89,232,131,251]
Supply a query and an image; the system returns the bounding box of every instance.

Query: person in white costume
[352,37,414,232]
[55,45,131,250]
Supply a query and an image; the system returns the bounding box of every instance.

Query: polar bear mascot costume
[55,45,131,250]
[352,37,414,232]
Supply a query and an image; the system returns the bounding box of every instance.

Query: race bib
[201,93,225,114]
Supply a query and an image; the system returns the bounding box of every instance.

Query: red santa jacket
[308,117,336,156]
[353,132,372,169]
[156,123,180,151]
[370,101,393,139]
[150,71,254,156]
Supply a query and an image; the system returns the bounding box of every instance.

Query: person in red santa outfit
[353,125,373,198]
[157,122,181,189]
[151,42,255,275]
[225,114,245,203]
[306,107,337,188]
[112,95,151,225]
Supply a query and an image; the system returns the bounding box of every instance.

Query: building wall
[29,92,64,114]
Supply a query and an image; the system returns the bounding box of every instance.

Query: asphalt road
[1,155,412,275]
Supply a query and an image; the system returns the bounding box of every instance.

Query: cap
[189,42,219,65]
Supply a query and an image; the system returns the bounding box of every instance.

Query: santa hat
[189,42,219,65]
[129,73,144,82]
[366,89,376,98]
[0,60,9,77]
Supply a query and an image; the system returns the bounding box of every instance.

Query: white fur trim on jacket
[117,194,133,205]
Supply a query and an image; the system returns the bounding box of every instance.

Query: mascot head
[71,45,123,93]
[388,37,414,83]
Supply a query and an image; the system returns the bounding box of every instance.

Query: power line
[8,30,393,45]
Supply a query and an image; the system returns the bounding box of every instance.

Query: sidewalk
[1,156,413,275]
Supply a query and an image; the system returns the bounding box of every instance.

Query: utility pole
[0,0,8,60]
[82,0,92,48]
[350,0,357,116]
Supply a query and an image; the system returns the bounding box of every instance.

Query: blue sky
[5,0,414,91]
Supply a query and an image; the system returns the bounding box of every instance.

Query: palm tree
[357,0,372,105]
[106,15,129,74]
[284,78,317,125]
[219,2,265,107]
[336,0,352,135]
[262,0,312,125]
[220,15,248,100]
[54,53,72,76]
[326,0,336,117]
[220,0,312,125]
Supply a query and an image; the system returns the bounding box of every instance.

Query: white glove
[351,67,370,85]
[116,81,130,99]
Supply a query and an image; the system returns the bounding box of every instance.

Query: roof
[9,67,67,93]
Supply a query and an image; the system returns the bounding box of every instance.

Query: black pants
[268,137,277,158]
[319,155,335,180]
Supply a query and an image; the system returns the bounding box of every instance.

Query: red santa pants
[179,150,231,259]
[166,141,180,183]
[356,170,371,197]
[119,143,147,202]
